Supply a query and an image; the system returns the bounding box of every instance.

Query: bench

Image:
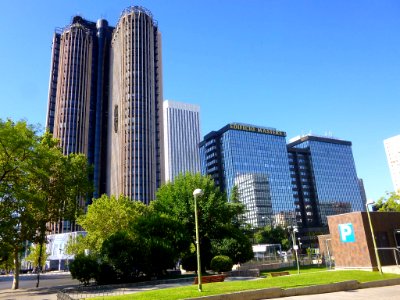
[270,271,290,277]
[193,275,226,284]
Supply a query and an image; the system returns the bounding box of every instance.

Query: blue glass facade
[200,125,365,230]
[288,136,364,226]
[200,123,296,228]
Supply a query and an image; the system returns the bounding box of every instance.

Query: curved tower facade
[107,6,164,204]
[52,16,97,158]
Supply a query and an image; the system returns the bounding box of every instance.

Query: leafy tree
[76,194,148,253]
[0,119,92,289]
[375,192,400,212]
[25,243,49,271]
[153,173,253,270]
[130,210,187,276]
[100,231,146,282]
[69,253,98,285]
[254,225,290,250]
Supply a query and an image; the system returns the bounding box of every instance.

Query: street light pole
[289,226,300,275]
[366,200,383,274]
[193,188,204,292]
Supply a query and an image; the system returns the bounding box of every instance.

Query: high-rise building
[199,123,296,228]
[199,123,365,233]
[384,135,400,193]
[287,135,364,226]
[46,16,113,232]
[107,7,164,204]
[163,100,201,182]
[46,6,163,233]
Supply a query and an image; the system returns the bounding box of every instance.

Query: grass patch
[260,264,327,276]
[91,270,399,300]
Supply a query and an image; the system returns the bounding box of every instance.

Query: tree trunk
[12,248,20,290]
[36,242,43,288]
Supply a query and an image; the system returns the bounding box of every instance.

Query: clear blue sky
[1,0,399,201]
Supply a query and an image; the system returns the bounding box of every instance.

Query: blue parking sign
[338,223,355,243]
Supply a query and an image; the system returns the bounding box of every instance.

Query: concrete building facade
[384,135,400,193]
[107,7,164,204]
[163,100,201,182]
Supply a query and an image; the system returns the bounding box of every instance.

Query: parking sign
[338,223,355,243]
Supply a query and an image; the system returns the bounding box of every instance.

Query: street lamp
[193,188,204,292]
[366,199,383,274]
[288,226,300,275]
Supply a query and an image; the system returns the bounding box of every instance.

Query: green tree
[254,225,289,250]
[25,243,49,271]
[75,194,148,253]
[153,173,253,270]
[375,192,400,212]
[0,119,92,289]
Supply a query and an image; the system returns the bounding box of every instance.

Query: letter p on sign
[339,223,355,243]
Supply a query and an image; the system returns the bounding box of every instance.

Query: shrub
[210,255,233,273]
[95,261,118,285]
[181,252,197,272]
[69,253,98,285]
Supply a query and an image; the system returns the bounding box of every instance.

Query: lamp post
[289,226,300,274]
[366,199,383,274]
[193,188,204,292]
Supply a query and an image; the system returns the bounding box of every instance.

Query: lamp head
[366,199,375,206]
[193,189,204,197]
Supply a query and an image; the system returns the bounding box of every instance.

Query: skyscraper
[163,100,201,182]
[46,16,113,232]
[107,7,164,204]
[199,123,296,228]
[288,135,364,226]
[47,6,163,227]
[384,135,400,193]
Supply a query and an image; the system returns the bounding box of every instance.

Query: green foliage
[131,210,185,276]
[100,231,146,282]
[375,192,400,212]
[210,255,233,273]
[211,228,254,264]
[154,173,253,269]
[0,119,92,289]
[76,194,148,253]
[181,252,197,272]
[69,254,98,285]
[254,225,289,249]
[25,244,48,269]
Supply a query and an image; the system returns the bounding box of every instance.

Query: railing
[377,247,400,266]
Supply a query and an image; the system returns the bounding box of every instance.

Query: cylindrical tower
[53,16,97,158]
[108,6,163,204]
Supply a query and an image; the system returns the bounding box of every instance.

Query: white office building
[384,135,400,193]
[163,100,201,182]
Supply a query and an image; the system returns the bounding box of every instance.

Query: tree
[254,225,290,250]
[69,254,98,285]
[0,119,92,289]
[153,173,253,270]
[75,194,148,253]
[375,192,400,212]
[25,243,49,271]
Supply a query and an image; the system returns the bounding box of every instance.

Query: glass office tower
[163,100,201,182]
[288,135,364,226]
[107,6,164,204]
[200,123,296,228]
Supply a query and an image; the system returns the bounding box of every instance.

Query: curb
[184,278,400,300]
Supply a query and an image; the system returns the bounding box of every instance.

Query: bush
[69,254,98,285]
[95,262,118,285]
[210,255,233,273]
[181,252,197,272]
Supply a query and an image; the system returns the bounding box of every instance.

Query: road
[0,272,78,300]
